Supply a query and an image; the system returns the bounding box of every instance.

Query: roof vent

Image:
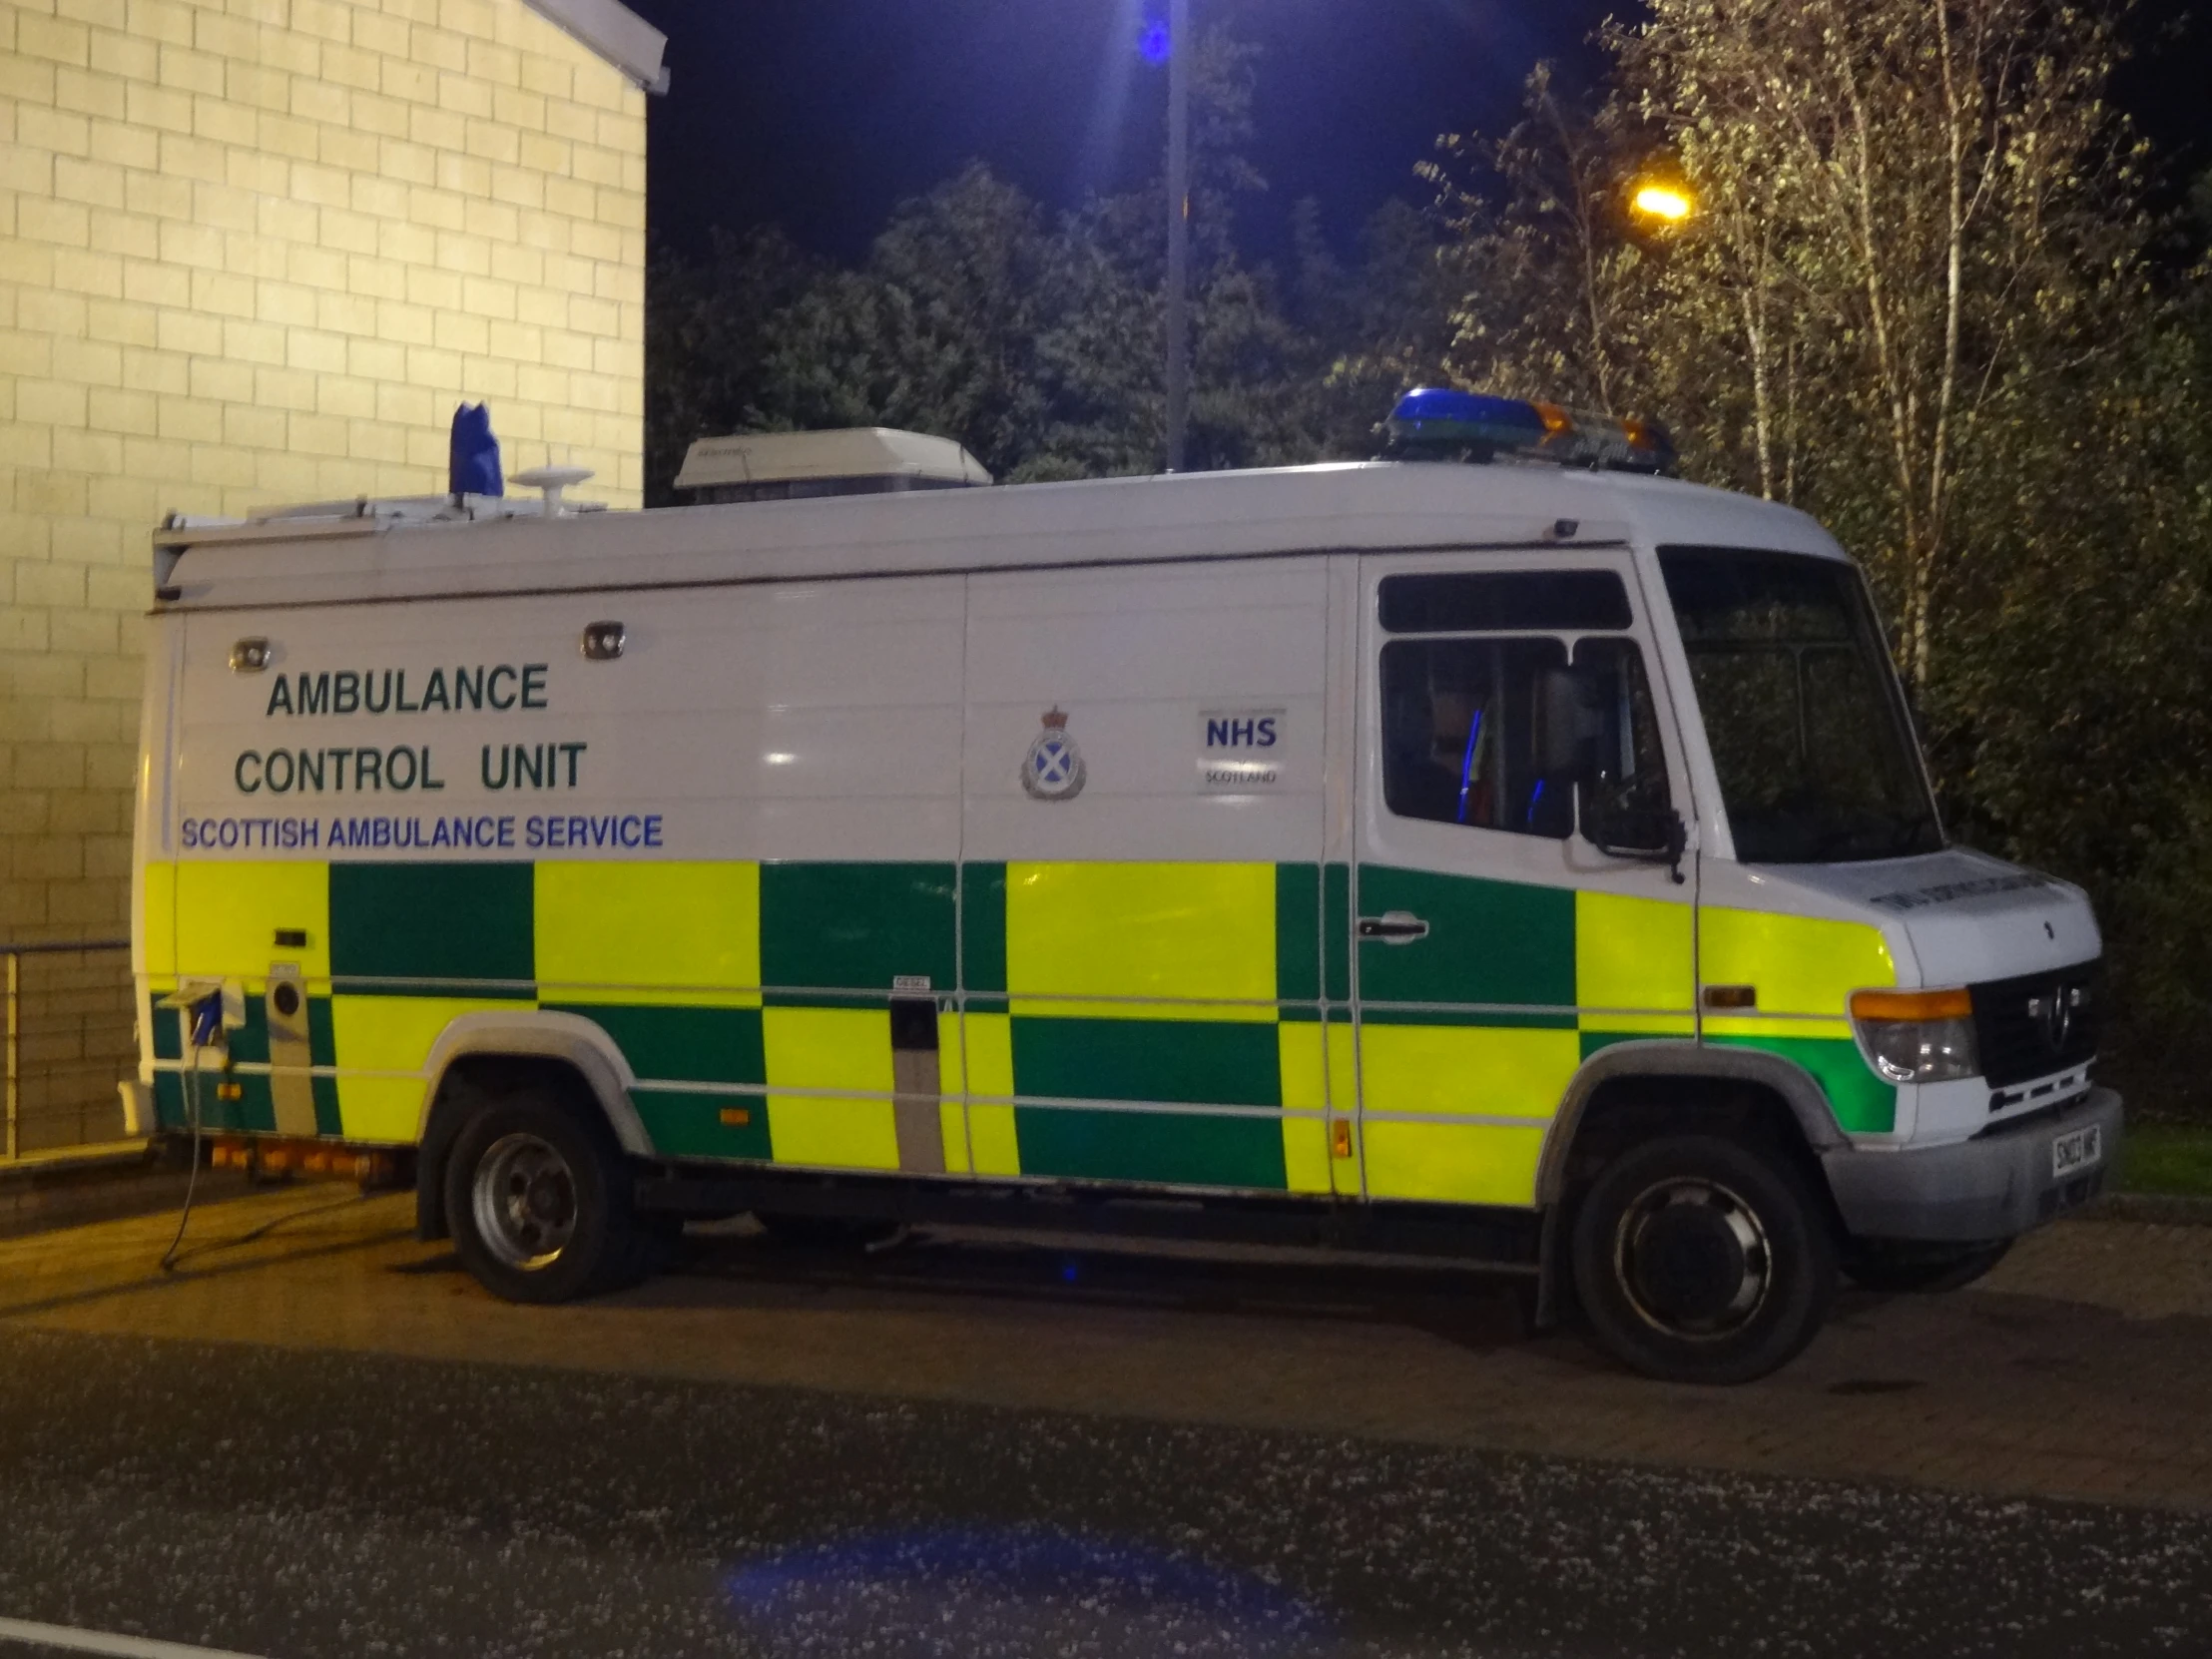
[674,428,992,504]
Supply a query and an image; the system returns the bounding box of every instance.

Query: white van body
[133,457,2120,1379]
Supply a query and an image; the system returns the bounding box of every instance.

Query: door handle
[1358,910,1430,944]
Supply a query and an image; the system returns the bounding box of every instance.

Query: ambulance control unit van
[131,394,2120,1383]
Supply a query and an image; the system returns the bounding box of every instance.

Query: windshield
[1659,546,1942,863]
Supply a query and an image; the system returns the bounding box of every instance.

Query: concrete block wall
[4,941,136,1151]
[0,0,648,952]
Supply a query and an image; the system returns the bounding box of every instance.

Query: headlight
[1850,987,1979,1084]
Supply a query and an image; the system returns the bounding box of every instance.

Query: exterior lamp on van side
[1850,987,1981,1084]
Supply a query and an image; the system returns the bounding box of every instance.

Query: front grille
[1970,959,2100,1088]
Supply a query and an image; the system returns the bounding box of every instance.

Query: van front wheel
[1570,1133,1835,1384]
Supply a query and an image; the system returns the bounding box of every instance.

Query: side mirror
[1579,787,1688,884]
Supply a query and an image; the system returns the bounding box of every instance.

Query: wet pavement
[0,1194,2208,1657]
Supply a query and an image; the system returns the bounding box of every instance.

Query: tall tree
[1620,0,2152,691]
[642,23,1352,490]
[1296,197,1457,458]
[1425,3,2212,1099]
[1422,63,1653,416]
[643,228,820,506]
[750,165,1059,480]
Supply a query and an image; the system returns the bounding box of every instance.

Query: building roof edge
[519,0,669,93]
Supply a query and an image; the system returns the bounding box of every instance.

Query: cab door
[1351,552,1697,1208]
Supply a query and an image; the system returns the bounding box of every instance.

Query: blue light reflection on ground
[1139,17,1173,65]
[727,1524,1335,1658]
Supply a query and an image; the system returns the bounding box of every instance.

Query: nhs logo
[1205,712,1279,751]
[1199,708,1285,792]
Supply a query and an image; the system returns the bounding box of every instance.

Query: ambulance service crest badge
[1020,707,1087,802]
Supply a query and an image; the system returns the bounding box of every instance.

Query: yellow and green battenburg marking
[141,858,1897,1203]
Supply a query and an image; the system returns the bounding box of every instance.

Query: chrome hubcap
[1613,1176,1773,1339]
[471,1132,579,1270]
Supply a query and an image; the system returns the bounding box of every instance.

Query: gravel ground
[0,1326,2205,1659]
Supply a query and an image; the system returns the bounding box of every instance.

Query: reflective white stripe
[0,1618,273,1659]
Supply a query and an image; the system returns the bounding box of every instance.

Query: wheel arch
[1535,1040,1848,1208]
[413,1011,649,1241]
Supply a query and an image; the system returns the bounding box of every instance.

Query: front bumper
[1822,1087,2123,1244]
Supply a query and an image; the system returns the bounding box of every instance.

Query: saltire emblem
[1020,707,1087,802]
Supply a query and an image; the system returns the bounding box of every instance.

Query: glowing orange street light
[1631,183,1695,224]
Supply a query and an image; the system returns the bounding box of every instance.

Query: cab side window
[1382,637,1574,836]
[1378,571,1669,841]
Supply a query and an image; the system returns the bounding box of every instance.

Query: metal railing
[2,940,134,1160]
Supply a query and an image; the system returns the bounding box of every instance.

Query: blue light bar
[1384,387,1677,476]
[1386,388,1548,453]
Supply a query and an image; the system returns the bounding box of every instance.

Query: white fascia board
[520,0,669,92]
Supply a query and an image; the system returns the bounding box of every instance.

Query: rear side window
[1380,571,1632,635]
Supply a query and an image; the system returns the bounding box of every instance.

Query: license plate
[2052,1123,2102,1180]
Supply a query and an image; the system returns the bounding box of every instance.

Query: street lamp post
[1164,0,1191,473]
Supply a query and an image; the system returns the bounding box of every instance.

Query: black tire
[1844,1238,2010,1295]
[1570,1132,1837,1384]
[753,1211,901,1249]
[444,1087,644,1304]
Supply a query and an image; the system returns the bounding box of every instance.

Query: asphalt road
[0,1209,2209,1658]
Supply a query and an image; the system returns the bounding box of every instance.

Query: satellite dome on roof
[674,429,995,505]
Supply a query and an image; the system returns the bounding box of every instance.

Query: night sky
[623,1,2212,269]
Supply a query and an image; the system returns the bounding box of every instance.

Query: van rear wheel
[445,1088,643,1304]
[1570,1133,1835,1384]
